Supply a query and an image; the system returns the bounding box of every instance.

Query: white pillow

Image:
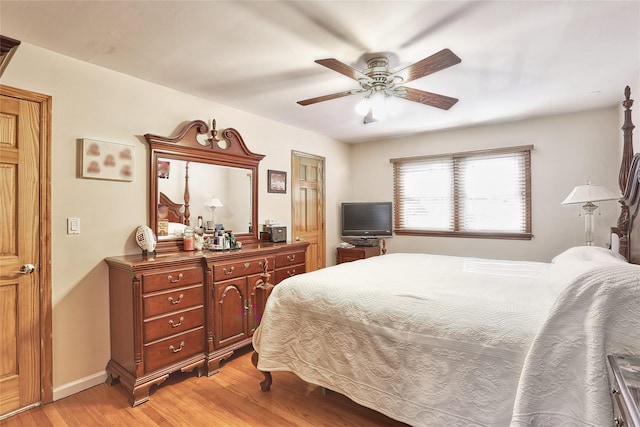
[168,222,187,236]
[551,245,627,265]
[550,246,627,293]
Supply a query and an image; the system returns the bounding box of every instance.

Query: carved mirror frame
[145,119,264,252]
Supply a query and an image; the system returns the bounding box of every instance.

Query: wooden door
[0,93,43,416]
[247,272,272,336]
[213,278,248,348]
[291,151,325,271]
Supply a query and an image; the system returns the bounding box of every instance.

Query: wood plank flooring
[1,347,408,426]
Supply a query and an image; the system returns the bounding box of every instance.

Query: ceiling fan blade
[315,58,370,81]
[297,89,360,106]
[393,49,461,84]
[399,87,459,110]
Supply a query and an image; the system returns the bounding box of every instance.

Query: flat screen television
[341,202,393,238]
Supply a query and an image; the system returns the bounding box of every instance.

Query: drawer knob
[169,341,185,353]
[167,294,184,305]
[287,255,296,262]
[287,269,296,277]
[223,266,235,275]
[614,417,624,427]
[168,316,184,328]
[244,262,250,268]
[167,273,183,283]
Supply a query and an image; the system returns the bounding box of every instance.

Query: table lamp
[561,181,619,245]
[204,197,223,230]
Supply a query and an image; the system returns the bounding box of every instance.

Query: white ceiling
[1,1,639,143]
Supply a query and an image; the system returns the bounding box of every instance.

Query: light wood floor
[1,347,408,426]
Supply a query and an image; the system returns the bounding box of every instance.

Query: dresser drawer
[143,306,204,343]
[143,284,203,318]
[275,250,305,269]
[144,327,204,373]
[275,265,306,284]
[142,267,203,293]
[212,256,274,281]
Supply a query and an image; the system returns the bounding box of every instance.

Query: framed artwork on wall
[81,138,135,181]
[267,169,287,194]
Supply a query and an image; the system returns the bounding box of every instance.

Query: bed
[157,161,190,236]
[251,87,640,426]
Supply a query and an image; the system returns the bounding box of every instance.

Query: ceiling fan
[297,48,461,121]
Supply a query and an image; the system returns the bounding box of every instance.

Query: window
[391,145,532,239]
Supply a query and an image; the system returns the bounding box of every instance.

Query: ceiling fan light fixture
[354,96,372,116]
[370,92,387,120]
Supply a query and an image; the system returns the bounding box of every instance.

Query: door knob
[19,264,35,274]
[295,236,301,241]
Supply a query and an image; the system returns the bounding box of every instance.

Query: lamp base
[582,202,598,246]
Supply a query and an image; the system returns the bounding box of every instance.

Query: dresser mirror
[145,119,264,252]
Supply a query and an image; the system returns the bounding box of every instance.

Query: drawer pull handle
[168,316,184,328]
[167,294,184,305]
[167,273,183,283]
[223,266,235,275]
[244,262,250,268]
[169,341,184,353]
[287,269,296,277]
[287,255,296,262]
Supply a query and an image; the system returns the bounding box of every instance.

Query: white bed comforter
[512,250,640,426]
[253,247,639,426]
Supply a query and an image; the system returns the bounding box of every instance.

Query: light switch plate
[67,217,80,234]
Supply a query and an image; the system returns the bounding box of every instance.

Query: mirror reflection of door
[291,151,326,271]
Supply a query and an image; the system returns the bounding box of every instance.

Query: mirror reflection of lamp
[204,197,223,230]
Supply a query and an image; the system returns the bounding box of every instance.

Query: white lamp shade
[561,183,619,205]
[354,97,371,116]
[204,197,223,208]
[370,93,387,120]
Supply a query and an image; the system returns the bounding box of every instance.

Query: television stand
[337,245,381,264]
[351,238,379,247]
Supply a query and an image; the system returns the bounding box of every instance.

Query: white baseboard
[53,371,107,401]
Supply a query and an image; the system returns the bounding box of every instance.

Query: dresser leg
[205,350,234,376]
[105,371,120,386]
[129,374,169,407]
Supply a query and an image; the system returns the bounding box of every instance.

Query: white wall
[0,42,351,398]
[350,107,628,262]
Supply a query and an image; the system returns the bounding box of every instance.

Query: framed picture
[158,160,170,179]
[82,138,135,181]
[267,169,287,194]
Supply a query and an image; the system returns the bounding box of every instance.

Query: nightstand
[337,246,380,264]
[608,354,640,427]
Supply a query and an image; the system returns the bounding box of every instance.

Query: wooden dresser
[105,241,308,406]
[336,245,381,264]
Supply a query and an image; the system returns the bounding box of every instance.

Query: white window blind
[394,157,454,231]
[392,146,532,239]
